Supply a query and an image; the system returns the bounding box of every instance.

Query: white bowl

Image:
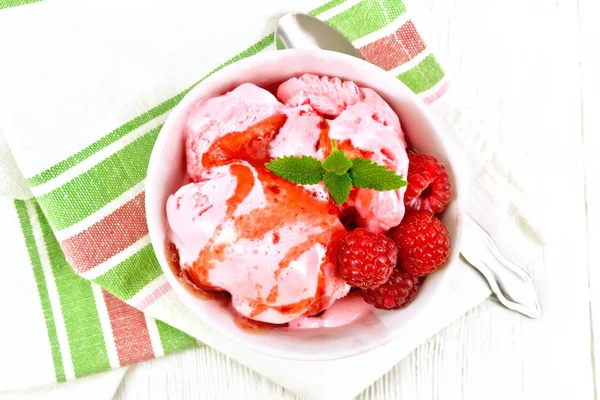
[146,49,463,361]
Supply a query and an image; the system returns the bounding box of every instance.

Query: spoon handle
[460,215,542,318]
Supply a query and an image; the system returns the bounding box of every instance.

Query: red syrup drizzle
[164,241,230,307]
[176,113,352,330]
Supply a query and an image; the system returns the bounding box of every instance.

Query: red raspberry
[404,152,452,213]
[388,212,450,276]
[337,228,398,288]
[360,269,422,310]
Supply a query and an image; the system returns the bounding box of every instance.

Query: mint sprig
[322,140,352,175]
[349,158,408,191]
[265,155,325,185]
[323,171,352,204]
[265,141,407,204]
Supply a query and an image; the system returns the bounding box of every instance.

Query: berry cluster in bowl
[337,152,452,310]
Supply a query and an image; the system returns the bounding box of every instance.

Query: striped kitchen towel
[0,0,526,398]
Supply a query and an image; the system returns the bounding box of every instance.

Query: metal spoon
[275,12,542,319]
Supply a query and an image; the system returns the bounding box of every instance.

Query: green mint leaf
[349,158,407,191]
[323,171,352,204]
[266,156,325,185]
[322,150,353,175]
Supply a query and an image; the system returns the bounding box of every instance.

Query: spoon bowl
[275,13,362,58]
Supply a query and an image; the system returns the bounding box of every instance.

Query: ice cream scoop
[186,83,283,180]
[277,74,364,117]
[167,161,350,324]
[275,74,409,233]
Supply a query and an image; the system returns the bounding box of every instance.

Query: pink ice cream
[186,83,283,180]
[277,75,364,117]
[287,291,375,329]
[167,74,409,327]
[167,162,350,324]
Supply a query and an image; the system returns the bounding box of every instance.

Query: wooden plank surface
[114,0,600,399]
[580,0,599,396]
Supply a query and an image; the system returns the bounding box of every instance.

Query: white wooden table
[6,0,598,398]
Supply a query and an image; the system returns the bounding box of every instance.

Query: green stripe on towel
[93,244,163,300]
[327,0,406,42]
[155,320,198,355]
[397,54,445,94]
[14,200,66,382]
[34,203,111,377]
